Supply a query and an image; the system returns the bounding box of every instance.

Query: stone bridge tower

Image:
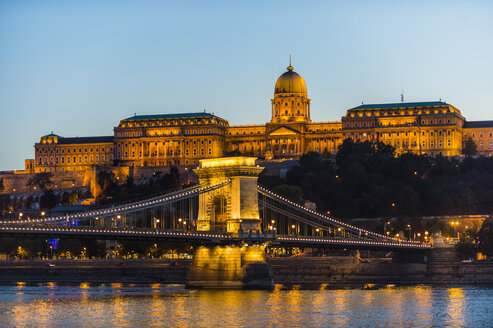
[193,157,264,235]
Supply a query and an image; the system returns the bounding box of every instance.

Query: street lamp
[384,221,391,235]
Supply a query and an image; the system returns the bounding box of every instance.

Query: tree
[477,220,493,256]
[456,229,477,257]
[27,172,54,191]
[0,178,4,192]
[40,189,58,209]
[463,136,478,156]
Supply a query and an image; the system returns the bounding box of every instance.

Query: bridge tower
[194,157,264,235]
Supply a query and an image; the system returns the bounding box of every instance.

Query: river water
[0,283,491,327]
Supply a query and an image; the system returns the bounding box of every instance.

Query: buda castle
[29,64,493,174]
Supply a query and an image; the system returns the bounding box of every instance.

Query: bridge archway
[194,157,264,234]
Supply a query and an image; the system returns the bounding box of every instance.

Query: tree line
[261,139,493,219]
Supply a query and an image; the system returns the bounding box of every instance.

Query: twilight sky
[1,0,492,170]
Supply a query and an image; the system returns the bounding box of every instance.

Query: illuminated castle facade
[31,64,493,173]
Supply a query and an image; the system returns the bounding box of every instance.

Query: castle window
[422,140,426,147]
[193,130,197,134]
[439,131,442,136]
[439,140,443,147]
[96,155,99,162]
[90,155,93,161]
[109,155,112,160]
[430,132,434,136]
[79,156,82,162]
[132,132,135,137]
[56,157,59,163]
[84,156,88,162]
[67,157,70,163]
[201,149,204,155]
[193,149,197,155]
[430,140,434,147]
[209,140,212,144]
[447,140,451,147]
[85,148,87,152]
[489,141,493,148]
[201,130,204,134]
[125,133,128,137]
[186,149,189,156]
[117,133,121,137]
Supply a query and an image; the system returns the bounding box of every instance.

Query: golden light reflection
[79,282,90,289]
[447,288,465,326]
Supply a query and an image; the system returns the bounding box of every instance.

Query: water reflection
[0,284,491,327]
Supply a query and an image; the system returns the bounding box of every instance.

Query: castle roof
[350,101,449,110]
[463,121,493,128]
[122,112,221,121]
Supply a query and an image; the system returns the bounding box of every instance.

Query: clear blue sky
[1,0,492,170]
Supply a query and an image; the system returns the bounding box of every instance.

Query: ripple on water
[0,284,491,327]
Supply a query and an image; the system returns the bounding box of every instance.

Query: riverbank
[268,257,493,287]
[0,257,492,286]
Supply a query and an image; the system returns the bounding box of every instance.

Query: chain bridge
[0,157,429,252]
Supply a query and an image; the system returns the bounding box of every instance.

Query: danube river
[0,284,491,327]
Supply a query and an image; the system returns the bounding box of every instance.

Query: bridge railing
[1,180,231,225]
[258,185,422,244]
[273,235,431,249]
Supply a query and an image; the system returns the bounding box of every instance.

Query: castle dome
[274,65,307,95]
